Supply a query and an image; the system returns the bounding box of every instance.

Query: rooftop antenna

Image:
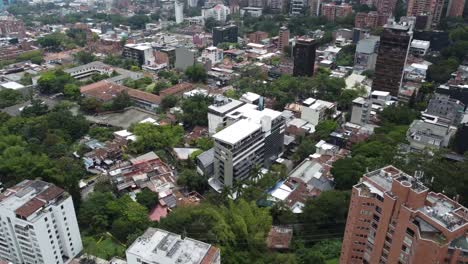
[414,170,424,183]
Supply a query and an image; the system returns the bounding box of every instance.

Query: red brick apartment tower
[447,0,466,17]
[340,165,468,264]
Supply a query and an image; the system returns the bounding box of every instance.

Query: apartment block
[300,97,337,126]
[406,114,458,150]
[126,228,220,264]
[355,11,388,29]
[372,20,413,97]
[290,0,308,15]
[340,165,468,264]
[209,98,285,188]
[0,180,83,264]
[202,3,231,22]
[278,26,290,52]
[425,93,466,125]
[354,36,380,72]
[321,3,353,22]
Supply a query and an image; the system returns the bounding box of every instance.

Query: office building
[293,38,316,77]
[202,3,230,22]
[425,94,465,125]
[126,228,220,264]
[175,1,184,24]
[409,39,430,56]
[0,180,83,264]
[212,25,238,46]
[200,46,224,65]
[340,165,468,264]
[267,0,285,11]
[209,97,285,188]
[123,43,155,66]
[372,21,413,97]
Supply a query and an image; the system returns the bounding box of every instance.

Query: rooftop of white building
[127,228,218,264]
[212,119,262,145]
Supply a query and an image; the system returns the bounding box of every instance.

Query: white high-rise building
[201,4,230,22]
[208,95,286,189]
[175,1,184,24]
[0,180,83,264]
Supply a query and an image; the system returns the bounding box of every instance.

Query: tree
[176,169,209,193]
[136,188,159,210]
[80,97,103,113]
[292,137,316,163]
[331,158,366,190]
[160,95,178,110]
[37,70,75,94]
[0,89,23,108]
[314,120,338,140]
[426,58,459,83]
[300,191,350,236]
[128,14,150,29]
[337,87,366,110]
[111,91,132,111]
[130,123,184,153]
[297,249,326,264]
[74,51,96,64]
[195,137,214,150]
[204,17,220,32]
[88,127,115,142]
[64,83,80,99]
[21,99,48,117]
[181,95,213,127]
[185,64,207,83]
[379,105,419,125]
[37,32,67,50]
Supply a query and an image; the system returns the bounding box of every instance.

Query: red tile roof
[15,198,45,218]
[80,80,126,102]
[81,80,162,104]
[266,226,293,250]
[37,185,64,202]
[160,82,193,97]
[127,88,161,104]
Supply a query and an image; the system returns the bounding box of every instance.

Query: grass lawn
[326,258,339,264]
[82,235,126,260]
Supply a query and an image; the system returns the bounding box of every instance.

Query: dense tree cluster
[427,26,468,83]
[130,123,184,153]
[180,94,214,127]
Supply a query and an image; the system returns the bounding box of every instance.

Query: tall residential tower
[0,180,83,264]
[340,166,468,264]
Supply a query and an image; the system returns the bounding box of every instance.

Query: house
[108,151,175,193]
[266,226,293,251]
